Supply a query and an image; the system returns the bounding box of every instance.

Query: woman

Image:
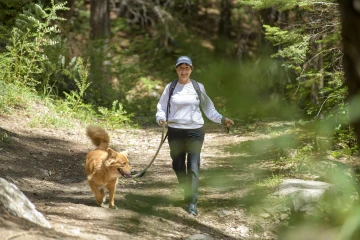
[156,56,234,216]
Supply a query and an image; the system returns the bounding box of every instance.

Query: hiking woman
[155,56,234,216]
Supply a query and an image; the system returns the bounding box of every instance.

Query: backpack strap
[166,79,178,121]
[190,79,201,102]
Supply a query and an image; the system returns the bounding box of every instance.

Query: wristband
[221,117,227,125]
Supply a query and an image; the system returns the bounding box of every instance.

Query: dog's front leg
[88,181,105,205]
[107,179,118,209]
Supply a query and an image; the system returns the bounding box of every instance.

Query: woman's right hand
[159,120,167,126]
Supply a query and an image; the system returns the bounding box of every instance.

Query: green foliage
[238,0,337,11]
[0,0,68,87]
[0,80,38,114]
[62,57,92,112]
[332,126,358,155]
[28,100,80,129]
[124,76,163,122]
[98,100,134,129]
[264,25,310,66]
[0,55,133,130]
[201,58,297,120]
[0,131,10,143]
[0,0,33,32]
[239,0,345,127]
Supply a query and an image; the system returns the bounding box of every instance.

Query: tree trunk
[338,0,360,153]
[89,0,111,106]
[63,0,75,20]
[310,41,324,106]
[90,0,110,40]
[218,0,232,38]
[214,0,233,58]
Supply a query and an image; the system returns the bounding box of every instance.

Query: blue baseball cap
[175,56,192,67]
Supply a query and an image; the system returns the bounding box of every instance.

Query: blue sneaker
[188,203,198,216]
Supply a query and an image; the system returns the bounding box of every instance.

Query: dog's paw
[95,196,106,205]
[109,205,117,209]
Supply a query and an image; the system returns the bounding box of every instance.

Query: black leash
[225,126,230,133]
[131,123,231,178]
[131,124,168,178]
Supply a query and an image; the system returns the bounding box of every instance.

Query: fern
[0,0,68,86]
[63,57,92,111]
[98,100,133,129]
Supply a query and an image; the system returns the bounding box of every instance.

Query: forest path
[0,113,288,240]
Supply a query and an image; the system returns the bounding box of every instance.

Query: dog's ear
[107,149,116,159]
[105,149,116,167]
[120,150,128,157]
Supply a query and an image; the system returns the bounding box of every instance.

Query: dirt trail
[0,113,279,240]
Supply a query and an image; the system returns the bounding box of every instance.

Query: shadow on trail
[115,192,239,240]
[0,127,86,183]
[199,132,301,211]
[21,188,96,206]
[101,132,301,239]
[224,133,298,157]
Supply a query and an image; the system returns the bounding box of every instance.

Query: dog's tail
[86,125,110,151]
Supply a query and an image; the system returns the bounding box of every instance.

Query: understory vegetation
[1,0,360,238]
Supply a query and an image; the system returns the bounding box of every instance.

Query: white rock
[280,213,289,220]
[0,177,51,228]
[186,234,214,240]
[260,213,271,218]
[237,225,249,236]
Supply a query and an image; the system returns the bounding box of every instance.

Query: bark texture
[338,0,360,152]
[90,0,110,40]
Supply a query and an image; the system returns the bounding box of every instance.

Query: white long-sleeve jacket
[155,81,225,129]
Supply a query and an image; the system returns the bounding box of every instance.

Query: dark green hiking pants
[167,126,205,204]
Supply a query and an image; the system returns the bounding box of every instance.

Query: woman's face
[175,63,193,82]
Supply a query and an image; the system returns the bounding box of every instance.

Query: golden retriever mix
[85,125,132,209]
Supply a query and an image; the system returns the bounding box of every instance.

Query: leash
[131,124,168,178]
[225,126,230,133]
[131,123,231,178]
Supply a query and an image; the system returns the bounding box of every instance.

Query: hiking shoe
[188,203,198,216]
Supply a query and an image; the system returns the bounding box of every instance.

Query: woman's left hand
[224,118,234,127]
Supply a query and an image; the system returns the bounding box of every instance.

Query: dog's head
[105,149,132,178]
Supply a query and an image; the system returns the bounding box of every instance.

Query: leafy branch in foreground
[0,0,68,86]
[239,0,343,120]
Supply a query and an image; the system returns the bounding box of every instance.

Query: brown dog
[85,125,132,209]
